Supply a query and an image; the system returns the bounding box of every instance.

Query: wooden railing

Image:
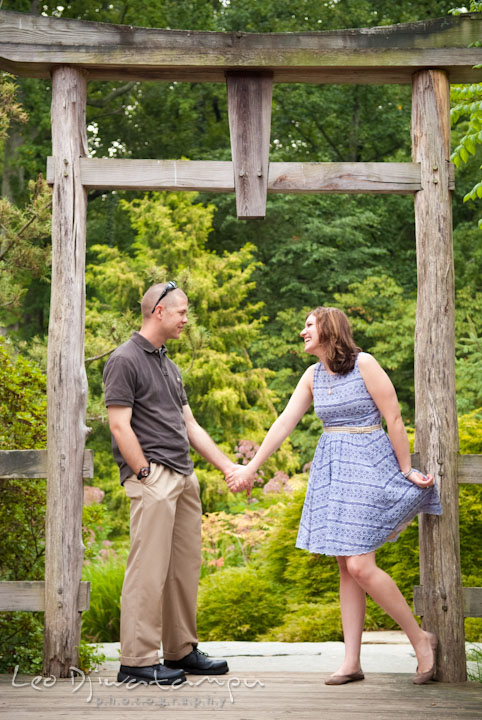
[0,449,93,612]
[410,452,482,619]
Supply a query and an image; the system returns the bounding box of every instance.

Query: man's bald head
[141,283,186,319]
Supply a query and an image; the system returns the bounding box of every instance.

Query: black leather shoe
[164,647,229,675]
[117,663,186,685]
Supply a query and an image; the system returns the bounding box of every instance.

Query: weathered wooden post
[44,66,89,677]
[226,71,273,219]
[412,69,466,682]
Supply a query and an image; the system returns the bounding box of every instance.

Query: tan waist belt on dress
[323,424,382,434]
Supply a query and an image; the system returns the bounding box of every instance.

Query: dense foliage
[1,0,481,669]
[0,339,106,672]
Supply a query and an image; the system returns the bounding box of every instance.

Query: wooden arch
[1,8,482,680]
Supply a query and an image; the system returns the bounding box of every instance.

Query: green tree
[0,338,47,674]
[0,73,52,330]
[3,0,478,346]
[0,337,109,672]
[450,2,482,227]
[83,190,299,521]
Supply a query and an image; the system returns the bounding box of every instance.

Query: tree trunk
[43,66,88,678]
[412,69,465,682]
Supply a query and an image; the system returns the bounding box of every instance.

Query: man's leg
[120,464,184,667]
[162,472,229,675]
[161,471,202,661]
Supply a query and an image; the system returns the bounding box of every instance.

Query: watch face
[138,467,150,478]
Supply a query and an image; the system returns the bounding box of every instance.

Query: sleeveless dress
[296,353,442,556]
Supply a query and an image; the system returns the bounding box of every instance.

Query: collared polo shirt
[103,331,194,483]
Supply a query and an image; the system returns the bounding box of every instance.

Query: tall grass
[467,644,482,683]
[81,554,126,642]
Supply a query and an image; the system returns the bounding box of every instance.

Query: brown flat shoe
[324,670,365,686]
[412,632,438,685]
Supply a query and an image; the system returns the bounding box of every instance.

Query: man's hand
[226,464,255,493]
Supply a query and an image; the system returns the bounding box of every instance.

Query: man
[103,281,234,685]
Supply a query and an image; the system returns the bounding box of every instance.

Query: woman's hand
[405,469,434,488]
[226,465,255,493]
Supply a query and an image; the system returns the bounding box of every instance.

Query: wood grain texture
[1,10,482,83]
[46,158,451,195]
[457,454,482,484]
[227,72,273,218]
[0,450,94,479]
[410,453,482,484]
[0,581,90,612]
[413,586,482,618]
[412,69,465,682]
[1,671,481,720]
[268,161,429,194]
[44,66,89,678]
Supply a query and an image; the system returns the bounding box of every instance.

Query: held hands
[225,464,256,493]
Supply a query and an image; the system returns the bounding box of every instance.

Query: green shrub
[197,566,284,641]
[465,618,482,643]
[0,336,47,449]
[85,424,130,541]
[197,466,230,513]
[0,612,44,674]
[77,643,106,674]
[0,341,47,674]
[363,598,399,630]
[81,554,126,643]
[375,518,420,601]
[261,600,343,642]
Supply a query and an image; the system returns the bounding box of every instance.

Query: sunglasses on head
[151,281,178,313]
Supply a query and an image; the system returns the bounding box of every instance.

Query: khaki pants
[120,463,202,666]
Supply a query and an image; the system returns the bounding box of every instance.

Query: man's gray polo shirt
[103,332,194,483]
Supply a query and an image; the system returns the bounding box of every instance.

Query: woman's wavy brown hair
[309,307,361,375]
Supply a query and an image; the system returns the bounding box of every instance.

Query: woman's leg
[330,556,366,676]
[345,552,435,674]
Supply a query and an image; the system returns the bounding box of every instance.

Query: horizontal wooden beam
[0,449,94,479]
[457,453,482,484]
[410,453,482,484]
[46,158,448,195]
[269,162,452,195]
[0,581,90,612]
[413,585,482,618]
[1,10,482,84]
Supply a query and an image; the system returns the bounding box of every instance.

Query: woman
[226,307,442,685]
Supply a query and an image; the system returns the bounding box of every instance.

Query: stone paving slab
[94,632,481,675]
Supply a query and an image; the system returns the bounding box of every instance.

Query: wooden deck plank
[1,672,481,719]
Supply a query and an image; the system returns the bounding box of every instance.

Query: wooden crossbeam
[410,453,481,484]
[457,454,482,484]
[413,586,482,618]
[1,10,482,84]
[47,158,457,195]
[0,581,90,612]
[0,449,94,479]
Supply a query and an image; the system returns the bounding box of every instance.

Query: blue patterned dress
[296,353,442,556]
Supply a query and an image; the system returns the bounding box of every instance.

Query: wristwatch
[137,466,150,480]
